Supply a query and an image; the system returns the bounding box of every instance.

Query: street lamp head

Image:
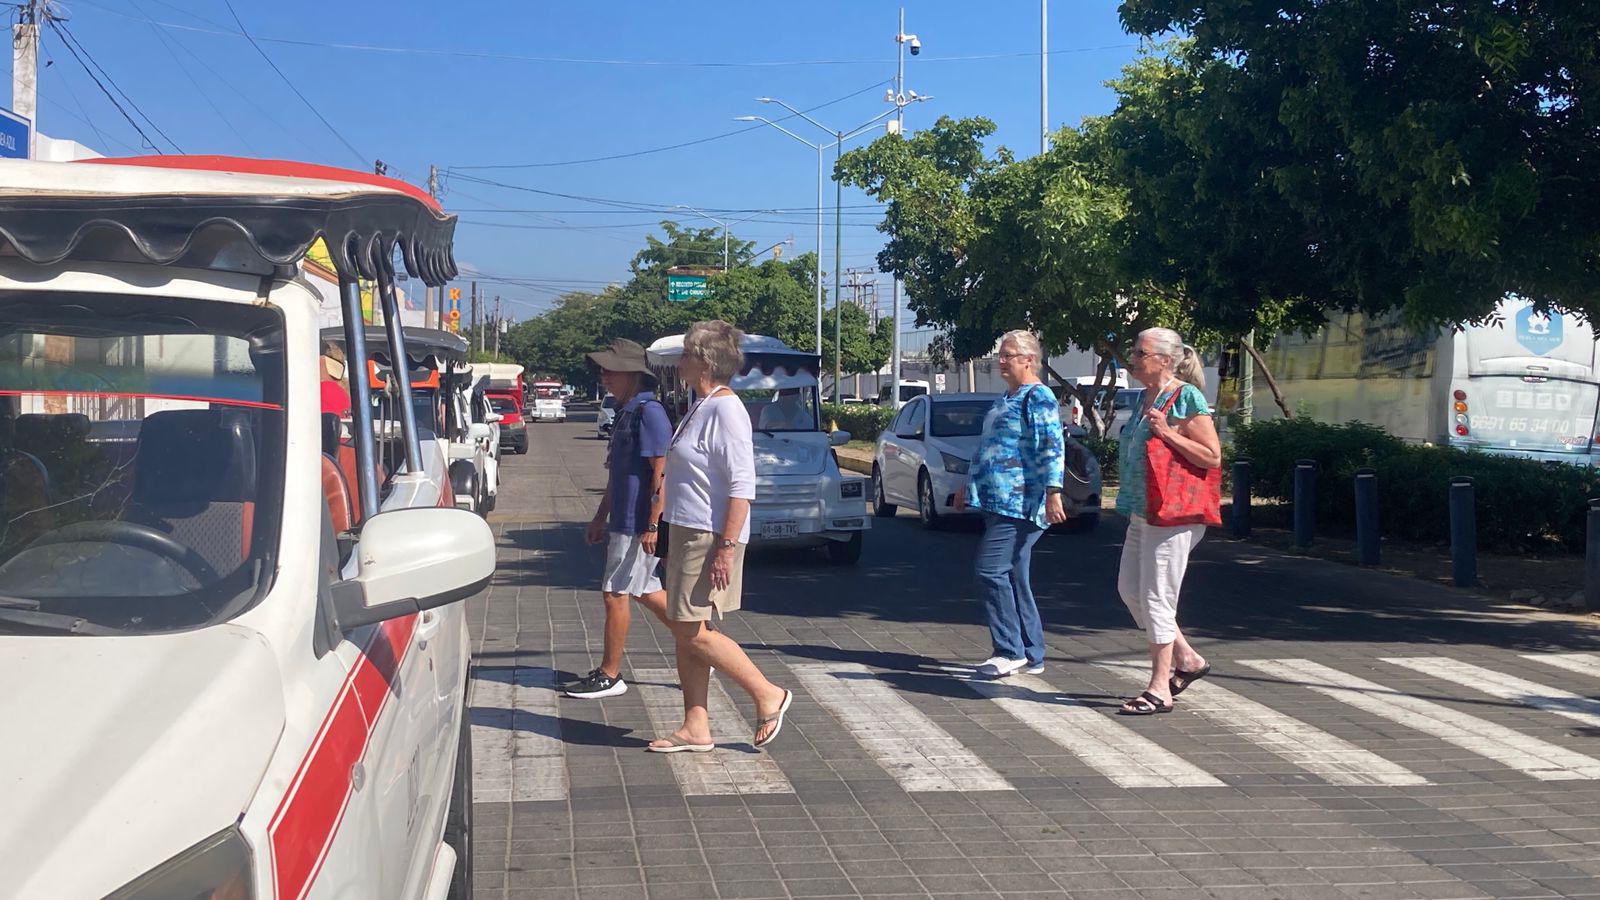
[756,97,774,103]
[734,115,760,122]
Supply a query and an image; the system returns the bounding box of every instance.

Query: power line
[44,18,171,153]
[127,0,253,152]
[449,78,892,170]
[77,6,1135,70]
[220,0,366,166]
[52,19,185,151]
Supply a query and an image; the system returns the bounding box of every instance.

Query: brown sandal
[1117,690,1174,716]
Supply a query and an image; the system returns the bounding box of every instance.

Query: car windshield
[742,388,819,432]
[0,293,285,635]
[490,397,518,414]
[930,400,993,437]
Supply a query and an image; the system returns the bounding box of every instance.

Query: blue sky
[11,0,1142,320]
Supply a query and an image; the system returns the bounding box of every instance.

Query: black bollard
[1587,498,1600,614]
[1449,476,1477,587]
[1293,459,1316,548]
[1354,467,1380,566]
[1231,458,1252,538]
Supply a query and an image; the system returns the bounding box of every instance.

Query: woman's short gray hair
[1000,330,1044,373]
[684,320,745,383]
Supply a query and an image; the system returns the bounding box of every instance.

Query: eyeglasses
[1130,348,1164,361]
[997,352,1032,362]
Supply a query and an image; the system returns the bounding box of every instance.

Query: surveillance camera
[908,36,921,55]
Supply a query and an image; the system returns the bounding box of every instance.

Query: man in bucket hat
[566,338,673,699]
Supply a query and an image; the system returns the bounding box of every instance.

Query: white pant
[1117,514,1204,645]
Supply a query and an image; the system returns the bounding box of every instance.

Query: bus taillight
[1456,424,1470,436]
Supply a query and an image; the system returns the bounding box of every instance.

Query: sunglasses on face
[998,352,1032,362]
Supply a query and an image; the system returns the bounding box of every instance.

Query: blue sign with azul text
[1514,305,1563,356]
[0,107,29,160]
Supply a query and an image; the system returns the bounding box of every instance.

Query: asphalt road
[466,408,1600,900]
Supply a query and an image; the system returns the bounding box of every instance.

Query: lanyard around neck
[670,385,731,449]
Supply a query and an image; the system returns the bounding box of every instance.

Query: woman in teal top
[955,330,1067,678]
[1114,328,1222,716]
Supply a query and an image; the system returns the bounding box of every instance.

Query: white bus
[1252,298,1598,465]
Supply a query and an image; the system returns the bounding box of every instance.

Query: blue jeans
[976,512,1046,664]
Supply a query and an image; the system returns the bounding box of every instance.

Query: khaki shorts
[664,525,746,622]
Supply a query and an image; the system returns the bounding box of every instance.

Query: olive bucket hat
[586,337,652,375]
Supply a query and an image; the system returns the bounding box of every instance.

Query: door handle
[414,609,442,649]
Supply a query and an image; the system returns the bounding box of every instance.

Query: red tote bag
[1144,387,1222,527]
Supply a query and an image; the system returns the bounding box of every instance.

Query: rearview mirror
[332,507,495,630]
[830,430,851,446]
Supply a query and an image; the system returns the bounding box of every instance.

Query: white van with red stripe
[0,158,494,900]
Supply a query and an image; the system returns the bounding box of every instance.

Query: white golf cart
[647,333,869,564]
[0,156,492,900]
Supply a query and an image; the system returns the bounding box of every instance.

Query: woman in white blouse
[648,320,793,753]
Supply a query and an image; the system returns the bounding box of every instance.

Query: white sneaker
[976,656,1027,678]
[1024,662,1045,675]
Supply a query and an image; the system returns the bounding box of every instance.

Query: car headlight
[840,480,864,499]
[107,827,253,900]
[941,454,970,475]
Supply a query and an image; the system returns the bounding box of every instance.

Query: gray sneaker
[564,669,628,699]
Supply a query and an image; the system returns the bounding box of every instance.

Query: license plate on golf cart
[760,520,799,540]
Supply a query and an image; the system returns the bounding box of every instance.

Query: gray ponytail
[1174,344,1206,391]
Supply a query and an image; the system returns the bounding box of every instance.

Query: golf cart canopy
[0,156,458,286]
[323,326,469,365]
[646,333,821,390]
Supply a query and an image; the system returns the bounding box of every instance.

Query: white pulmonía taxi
[648,333,869,563]
[0,157,494,900]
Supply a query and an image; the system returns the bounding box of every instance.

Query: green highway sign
[667,274,708,302]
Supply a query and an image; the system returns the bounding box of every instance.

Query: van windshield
[742,389,819,432]
[0,293,285,635]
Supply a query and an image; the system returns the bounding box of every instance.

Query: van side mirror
[830,430,851,446]
[468,423,494,441]
[485,412,504,424]
[331,507,495,630]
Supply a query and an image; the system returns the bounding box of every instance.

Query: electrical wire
[44,18,171,153]
[220,0,367,166]
[449,78,892,170]
[128,0,253,152]
[78,5,1135,70]
[52,19,185,152]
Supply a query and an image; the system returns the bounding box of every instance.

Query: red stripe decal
[0,389,282,410]
[267,613,418,900]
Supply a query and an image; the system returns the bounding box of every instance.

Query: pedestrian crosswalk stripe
[633,669,794,796]
[469,667,567,802]
[789,663,1013,792]
[1524,652,1600,681]
[1382,656,1600,729]
[1239,659,1600,781]
[969,673,1224,788]
[1093,662,1428,786]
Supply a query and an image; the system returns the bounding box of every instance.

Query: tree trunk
[1241,339,1293,419]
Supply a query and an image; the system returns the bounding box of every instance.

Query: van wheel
[481,488,496,514]
[917,471,943,530]
[444,710,473,900]
[872,466,897,517]
[827,531,863,565]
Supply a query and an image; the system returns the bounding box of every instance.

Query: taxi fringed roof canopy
[0,156,458,286]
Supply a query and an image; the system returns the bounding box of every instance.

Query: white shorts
[602,531,663,596]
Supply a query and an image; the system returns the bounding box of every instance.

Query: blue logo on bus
[1515,306,1563,356]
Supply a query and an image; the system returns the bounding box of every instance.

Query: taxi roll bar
[339,274,382,522]
[377,262,425,477]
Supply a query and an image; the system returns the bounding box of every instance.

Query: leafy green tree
[1116,0,1600,326]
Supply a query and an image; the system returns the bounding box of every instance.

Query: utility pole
[12,0,44,160]
[424,165,439,329]
[1040,0,1049,154]
[833,132,844,403]
[492,296,502,358]
[888,7,922,410]
[469,283,480,353]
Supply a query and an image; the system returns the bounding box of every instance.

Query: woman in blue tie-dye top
[955,330,1067,678]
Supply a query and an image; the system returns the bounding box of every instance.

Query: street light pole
[834,133,844,401]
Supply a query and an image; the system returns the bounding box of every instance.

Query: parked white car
[874,392,1103,532]
[529,381,566,422]
[0,156,493,900]
[647,333,870,563]
[597,393,618,440]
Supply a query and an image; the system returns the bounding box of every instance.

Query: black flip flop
[1117,690,1174,716]
[1170,663,1212,697]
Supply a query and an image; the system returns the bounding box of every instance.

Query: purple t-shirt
[607,391,672,534]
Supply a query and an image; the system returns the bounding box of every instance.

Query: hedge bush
[1233,419,1600,553]
[820,402,895,444]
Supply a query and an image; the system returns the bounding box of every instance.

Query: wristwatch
[644,522,659,533]
[718,538,738,549]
